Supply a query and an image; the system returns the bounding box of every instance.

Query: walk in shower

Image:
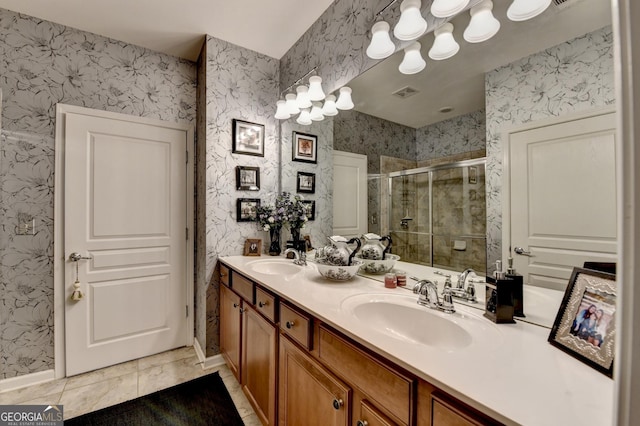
[378,158,486,274]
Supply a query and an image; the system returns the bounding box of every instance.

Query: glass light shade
[310,102,325,121]
[366,21,395,59]
[463,0,500,43]
[393,0,427,41]
[507,0,552,21]
[430,0,470,18]
[274,100,291,120]
[296,108,312,125]
[335,87,354,110]
[322,95,339,116]
[428,23,459,60]
[295,85,312,108]
[308,76,326,101]
[285,93,300,115]
[399,42,426,75]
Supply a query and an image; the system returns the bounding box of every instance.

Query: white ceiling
[0,0,335,60]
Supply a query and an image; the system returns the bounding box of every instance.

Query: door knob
[514,247,532,256]
[69,252,92,262]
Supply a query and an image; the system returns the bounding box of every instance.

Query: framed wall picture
[236,198,260,222]
[468,166,478,184]
[236,166,260,191]
[548,267,616,377]
[300,200,316,221]
[292,131,317,164]
[233,119,265,157]
[243,239,262,256]
[296,171,316,194]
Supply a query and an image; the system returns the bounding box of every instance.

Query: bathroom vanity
[218,256,613,426]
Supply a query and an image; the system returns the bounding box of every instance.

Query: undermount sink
[247,259,302,276]
[341,293,500,351]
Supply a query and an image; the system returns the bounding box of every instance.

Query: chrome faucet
[284,248,307,266]
[457,268,476,289]
[447,268,478,303]
[413,280,455,313]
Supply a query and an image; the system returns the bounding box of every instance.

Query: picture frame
[296,171,316,194]
[548,267,617,377]
[468,166,478,184]
[300,200,316,221]
[292,131,317,164]
[232,119,265,157]
[243,239,262,256]
[236,198,260,222]
[236,166,260,191]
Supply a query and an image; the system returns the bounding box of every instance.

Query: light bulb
[296,108,312,125]
[296,85,312,109]
[366,21,395,59]
[322,95,339,116]
[310,102,325,121]
[430,0,470,18]
[463,0,500,44]
[399,42,426,75]
[274,100,291,120]
[393,0,427,41]
[428,23,459,61]
[507,0,552,21]
[285,93,300,115]
[335,87,354,110]
[308,76,326,101]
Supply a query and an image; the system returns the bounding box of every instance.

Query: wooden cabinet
[279,335,350,426]
[220,284,241,380]
[429,392,502,426]
[356,399,396,426]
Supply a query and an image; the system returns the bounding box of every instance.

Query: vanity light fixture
[308,76,326,101]
[507,0,552,22]
[366,21,396,60]
[463,0,500,43]
[296,108,312,125]
[274,100,291,120]
[399,41,426,75]
[430,0,470,18]
[394,0,428,41]
[321,94,339,116]
[310,102,325,121]
[428,23,459,60]
[335,87,354,110]
[295,85,312,109]
[285,93,300,115]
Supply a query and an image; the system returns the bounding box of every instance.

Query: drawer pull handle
[239,308,245,314]
[258,300,268,308]
[232,303,239,308]
[285,320,295,329]
[356,421,368,426]
[332,398,344,410]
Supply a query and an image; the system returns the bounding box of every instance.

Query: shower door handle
[514,247,532,256]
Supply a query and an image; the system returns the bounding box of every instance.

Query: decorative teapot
[317,235,362,266]
[359,233,393,260]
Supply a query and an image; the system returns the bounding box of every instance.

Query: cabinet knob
[233,303,239,308]
[239,308,245,314]
[356,421,369,426]
[285,320,295,329]
[258,300,268,308]
[332,398,344,410]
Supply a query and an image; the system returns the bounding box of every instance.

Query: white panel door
[507,111,617,290]
[64,111,188,376]
[333,151,367,237]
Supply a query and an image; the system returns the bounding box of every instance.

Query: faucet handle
[441,288,456,313]
[465,282,477,303]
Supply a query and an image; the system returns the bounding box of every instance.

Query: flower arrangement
[256,192,308,231]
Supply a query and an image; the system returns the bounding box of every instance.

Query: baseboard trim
[0,369,55,393]
[193,340,225,370]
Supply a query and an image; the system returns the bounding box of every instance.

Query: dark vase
[290,228,305,251]
[269,227,281,256]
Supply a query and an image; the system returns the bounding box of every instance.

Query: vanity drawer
[255,286,277,323]
[318,325,413,425]
[280,303,312,350]
[219,264,230,287]
[231,272,254,303]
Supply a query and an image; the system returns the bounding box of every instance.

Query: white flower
[263,225,270,231]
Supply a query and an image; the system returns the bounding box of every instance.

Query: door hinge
[186,305,189,317]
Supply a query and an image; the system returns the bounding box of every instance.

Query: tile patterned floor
[0,347,260,425]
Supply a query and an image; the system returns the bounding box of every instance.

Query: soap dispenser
[505,255,525,318]
[484,260,516,324]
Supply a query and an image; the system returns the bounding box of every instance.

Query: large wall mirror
[279,0,614,306]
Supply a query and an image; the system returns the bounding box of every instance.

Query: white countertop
[220,255,614,426]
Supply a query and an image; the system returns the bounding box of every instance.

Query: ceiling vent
[553,0,580,9]
[392,86,419,99]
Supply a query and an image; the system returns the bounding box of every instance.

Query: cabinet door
[220,285,242,380]
[356,399,396,426]
[243,305,277,426]
[279,336,350,426]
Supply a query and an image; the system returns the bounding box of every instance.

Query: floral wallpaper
[485,26,614,273]
[202,35,280,356]
[0,7,196,379]
[416,109,486,161]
